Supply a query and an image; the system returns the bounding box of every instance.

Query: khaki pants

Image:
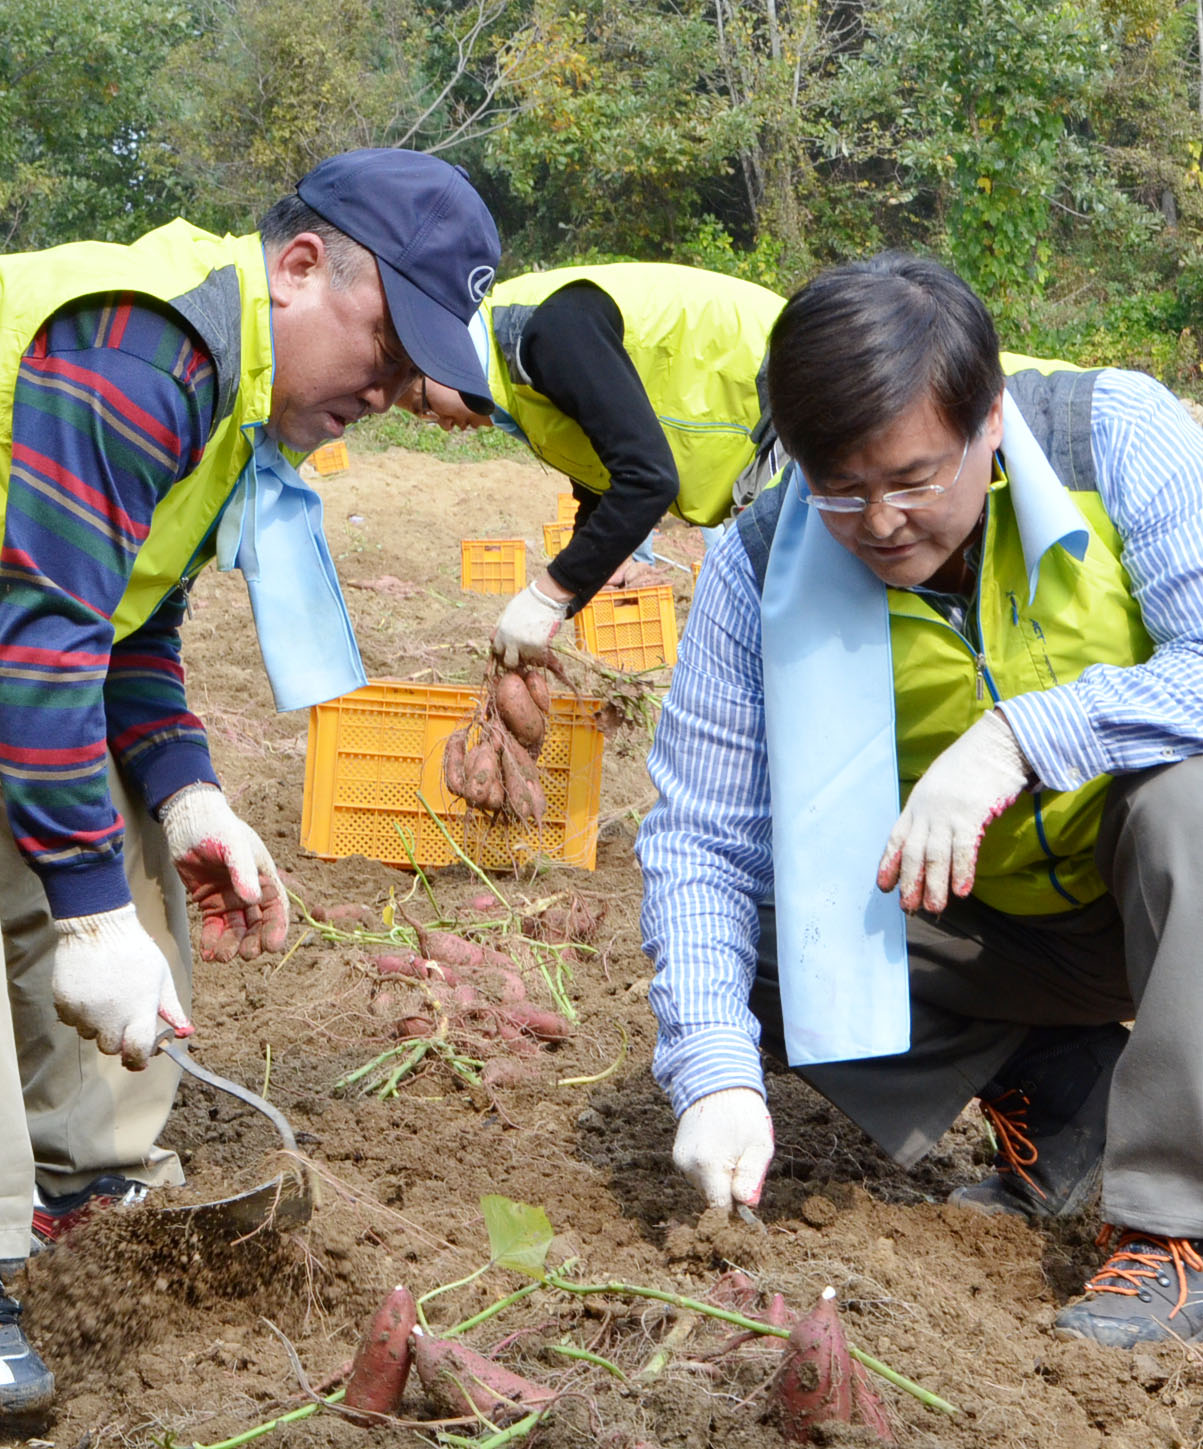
[0,759,191,1262]
[751,755,1203,1239]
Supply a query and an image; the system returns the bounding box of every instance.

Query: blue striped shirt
[636,368,1203,1116]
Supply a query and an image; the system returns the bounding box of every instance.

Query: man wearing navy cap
[0,149,500,1417]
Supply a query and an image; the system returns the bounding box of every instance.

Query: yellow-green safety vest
[739,354,1153,915]
[484,264,784,528]
[0,219,274,640]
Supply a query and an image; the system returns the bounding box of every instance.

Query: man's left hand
[161,784,289,961]
[877,709,1032,914]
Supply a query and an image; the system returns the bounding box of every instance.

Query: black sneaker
[948,1023,1129,1220]
[1055,1229,1203,1347]
[0,1284,54,1417]
[32,1174,149,1250]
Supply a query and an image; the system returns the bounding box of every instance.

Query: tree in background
[478,0,746,263]
[0,0,192,248]
[4,0,1203,384]
[146,0,549,232]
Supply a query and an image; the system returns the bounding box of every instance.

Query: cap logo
[468,265,495,304]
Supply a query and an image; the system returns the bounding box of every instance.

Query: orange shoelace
[979,1088,1045,1198]
[1086,1226,1203,1319]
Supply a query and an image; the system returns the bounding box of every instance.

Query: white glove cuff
[157,781,221,826]
[53,901,139,941]
[527,580,570,617]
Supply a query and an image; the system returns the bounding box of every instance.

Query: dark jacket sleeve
[521,281,678,608]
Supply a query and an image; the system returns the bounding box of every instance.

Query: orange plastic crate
[542,520,575,556]
[460,538,527,594]
[556,493,579,524]
[301,681,605,871]
[310,440,350,476]
[691,559,702,584]
[574,584,678,669]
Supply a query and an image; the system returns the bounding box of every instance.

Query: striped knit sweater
[0,293,221,918]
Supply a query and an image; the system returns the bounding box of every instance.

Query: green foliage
[4,0,1202,387]
[668,216,788,291]
[1012,284,1202,395]
[480,1193,554,1278]
[483,0,744,261]
[353,410,530,462]
[0,0,193,248]
[827,0,1160,306]
[145,0,434,231]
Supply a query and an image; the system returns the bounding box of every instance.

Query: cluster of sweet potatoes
[341,1274,894,1440]
[443,666,554,825]
[368,921,573,1087]
[344,1285,554,1426]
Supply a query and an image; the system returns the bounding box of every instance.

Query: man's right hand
[492,580,569,669]
[52,903,193,1070]
[673,1087,775,1211]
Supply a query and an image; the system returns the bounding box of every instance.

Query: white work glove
[161,784,289,962]
[877,708,1033,915]
[492,581,569,669]
[673,1087,775,1211]
[52,903,192,1069]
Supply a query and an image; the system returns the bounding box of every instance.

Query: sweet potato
[461,735,505,812]
[774,1290,854,1442]
[506,1002,573,1042]
[467,892,505,914]
[442,728,468,797]
[494,670,546,754]
[373,950,428,979]
[521,668,551,716]
[411,1330,554,1421]
[313,902,377,928]
[395,1014,436,1039]
[344,1284,418,1424]
[416,929,485,968]
[498,734,547,825]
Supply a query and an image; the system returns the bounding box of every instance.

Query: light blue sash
[761,393,1089,1067]
[216,429,368,712]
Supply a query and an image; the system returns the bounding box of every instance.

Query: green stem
[416,1260,492,1330]
[377,1039,434,1096]
[444,1282,541,1339]
[417,790,510,908]
[191,1388,346,1449]
[438,1409,543,1449]
[547,1343,627,1380]
[333,1042,415,1091]
[542,1274,958,1416]
[394,822,440,914]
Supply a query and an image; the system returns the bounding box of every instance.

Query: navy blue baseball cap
[297,148,500,411]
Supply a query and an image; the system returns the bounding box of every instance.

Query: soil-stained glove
[673,1087,775,1211]
[52,903,193,1069]
[877,708,1033,915]
[161,784,289,962]
[492,581,569,669]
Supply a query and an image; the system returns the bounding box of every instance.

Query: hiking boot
[31,1174,149,1251]
[1055,1229,1203,1347]
[0,1283,54,1418]
[948,1022,1128,1220]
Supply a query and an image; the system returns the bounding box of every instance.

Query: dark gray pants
[751,755,1203,1238]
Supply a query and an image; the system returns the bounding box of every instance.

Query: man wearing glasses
[637,250,1203,1348]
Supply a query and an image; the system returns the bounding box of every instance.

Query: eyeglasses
[804,436,972,514]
